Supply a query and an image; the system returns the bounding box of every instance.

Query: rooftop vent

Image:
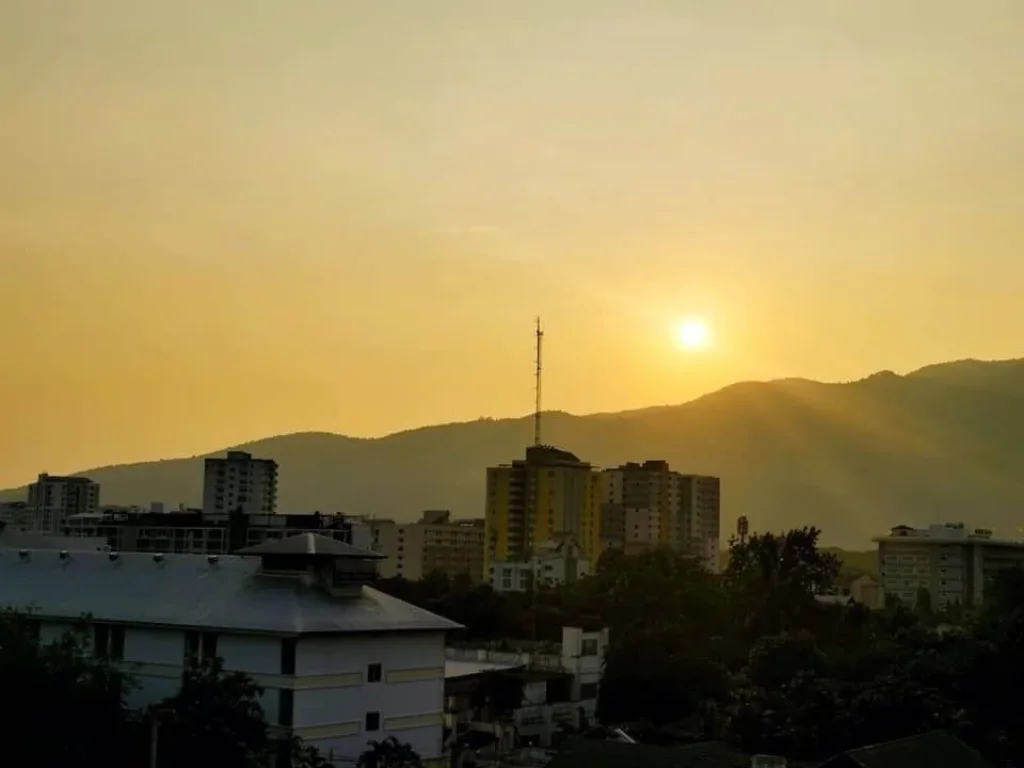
[109,552,120,562]
[59,550,69,560]
[208,555,219,565]
[153,553,164,563]
[18,549,28,560]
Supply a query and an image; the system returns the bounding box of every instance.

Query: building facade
[489,536,591,593]
[27,473,100,534]
[874,523,1024,609]
[61,508,370,556]
[599,462,721,571]
[444,626,608,749]
[369,511,485,583]
[0,501,31,527]
[0,534,459,764]
[485,446,600,571]
[202,451,279,515]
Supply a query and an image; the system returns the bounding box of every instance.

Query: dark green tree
[598,628,729,726]
[725,527,840,636]
[155,657,327,768]
[357,736,424,768]
[470,671,525,750]
[0,609,137,767]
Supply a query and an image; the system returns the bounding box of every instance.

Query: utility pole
[149,710,159,768]
[533,317,544,447]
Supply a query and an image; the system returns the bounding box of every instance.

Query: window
[185,631,201,665]
[580,682,599,699]
[367,663,382,683]
[278,689,294,727]
[94,624,109,658]
[110,626,125,660]
[185,631,218,666]
[202,632,218,660]
[581,638,598,657]
[365,712,381,732]
[92,624,125,661]
[280,639,297,676]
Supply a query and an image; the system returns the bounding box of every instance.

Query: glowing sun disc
[674,319,712,350]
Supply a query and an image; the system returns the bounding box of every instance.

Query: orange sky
[2,1,1024,487]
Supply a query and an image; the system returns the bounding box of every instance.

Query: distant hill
[5,357,1024,548]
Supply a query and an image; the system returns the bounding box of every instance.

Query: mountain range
[4,357,1024,548]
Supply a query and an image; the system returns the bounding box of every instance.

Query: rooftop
[237,532,384,558]
[874,523,1024,549]
[820,731,990,768]
[34,473,96,484]
[0,549,460,636]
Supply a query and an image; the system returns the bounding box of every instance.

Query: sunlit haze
[2,1,1023,486]
[674,320,713,352]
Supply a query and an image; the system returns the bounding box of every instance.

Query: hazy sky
[2,1,1023,486]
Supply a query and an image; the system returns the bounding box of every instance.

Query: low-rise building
[0,533,460,765]
[0,520,107,552]
[445,626,608,749]
[0,501,31,527]
[60,508,371,555]
[874,522,1024,609]
[370,511,485,583]
[489,537,591,593]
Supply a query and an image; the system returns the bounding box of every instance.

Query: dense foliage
[0,612,420,768]
[382,527,1024,766]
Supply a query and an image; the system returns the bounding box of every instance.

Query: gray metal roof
[0,549,461,636]
[237,532,385,559]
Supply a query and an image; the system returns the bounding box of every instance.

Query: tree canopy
[8,524,1024,766]
[382,528,1024,765]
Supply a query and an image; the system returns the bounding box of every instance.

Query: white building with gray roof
[0,532,461,765]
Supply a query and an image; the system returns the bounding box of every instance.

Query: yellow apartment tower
[485,446,601,569]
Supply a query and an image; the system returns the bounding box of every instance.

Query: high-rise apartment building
[485,446,601,569]
[202,451,278,515]
[599,461,721,571]
[27,473,100,534]
[369,510,486,582]
[874,523,1024,609]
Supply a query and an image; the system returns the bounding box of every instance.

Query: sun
[673,318,712,351]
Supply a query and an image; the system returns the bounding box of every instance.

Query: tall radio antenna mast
[533,317,544,446]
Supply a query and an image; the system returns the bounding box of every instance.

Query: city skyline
[4,1,1024,487]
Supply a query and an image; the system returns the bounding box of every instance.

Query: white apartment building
[26,473,100,534]
[445,626,608,749]
[0,533,459,765]
[489,537,591,593]
[874,523,1024,609]
[202,451,279,515]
